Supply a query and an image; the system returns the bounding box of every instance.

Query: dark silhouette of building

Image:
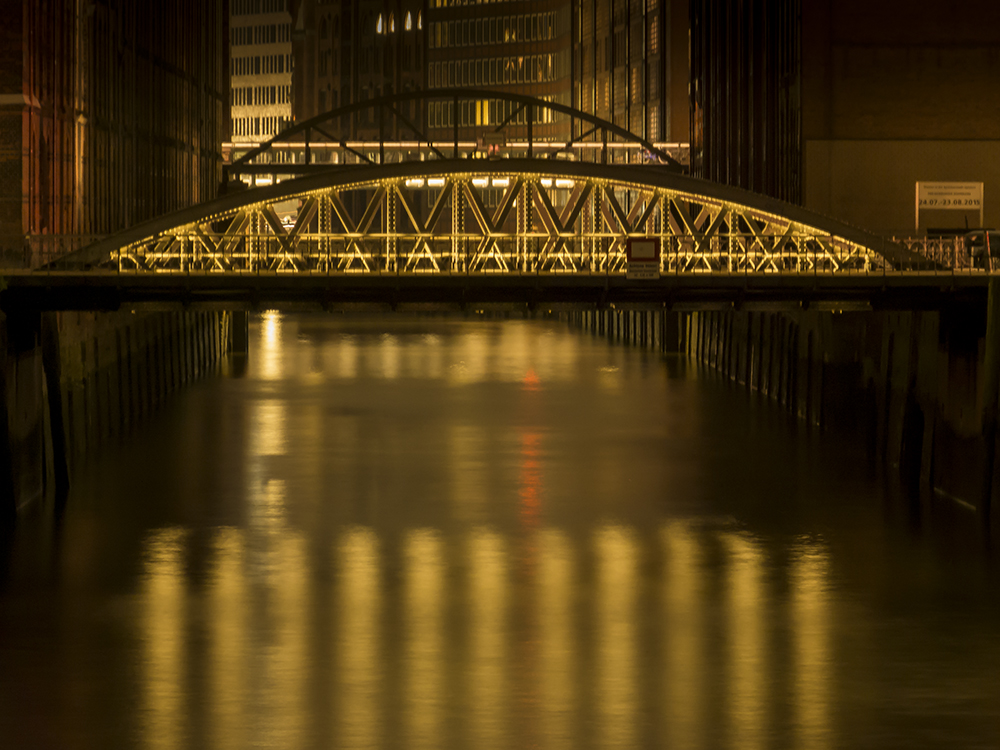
[689,0,1000,234]
[289,0,688,153]
[0,0,230,265]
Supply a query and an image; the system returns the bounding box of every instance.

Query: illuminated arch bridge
[72,157,899,276]
[29,91,949,311]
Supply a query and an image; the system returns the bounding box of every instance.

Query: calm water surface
[3,314,1000,749]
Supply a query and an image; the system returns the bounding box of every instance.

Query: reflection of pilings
[0,310,232,512]
[565,309,686,354]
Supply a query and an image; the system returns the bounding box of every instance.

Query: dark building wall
[292,0,426,138]
[688,0,801,203]
[801,0,1000,235]
[690,0,1000,235]
[0,0,230,265]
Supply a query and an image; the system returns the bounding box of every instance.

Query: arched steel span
[229,88,684,173]
[64,159,916,275]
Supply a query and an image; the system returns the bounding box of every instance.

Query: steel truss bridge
[2,92,987,312]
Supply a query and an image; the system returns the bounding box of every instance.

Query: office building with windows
[426,0,573,141]
[291,0,426,137]
[230,0,295,144]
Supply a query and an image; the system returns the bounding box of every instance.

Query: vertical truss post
[518,180,532,271]
[305,128,311,166]
[451,178,464,272]
[386,182,397,272]
[319,196,331,272]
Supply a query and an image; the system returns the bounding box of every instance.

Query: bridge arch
[67,159,909,275]
[229,88,685,175]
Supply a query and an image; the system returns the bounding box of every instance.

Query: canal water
[3,313,1000,749]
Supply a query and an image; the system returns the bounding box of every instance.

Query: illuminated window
[376,14,383,33]
[418,11,422,30]
[405,11,412,31]
[389,13,395,32]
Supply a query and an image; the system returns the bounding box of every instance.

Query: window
[405,11,412,31]
[389,13,395,33]
[418,11,422,30]
[376,13,383,33]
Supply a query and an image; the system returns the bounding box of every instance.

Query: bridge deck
[1,270,989,312]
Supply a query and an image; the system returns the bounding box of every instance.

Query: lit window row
[231,84,291,106]
[430,12,557,48]
[430,0,525,6]
[375,10,422,34]
[428,51,569,87]
[232,22,291,47]
[428,97,561,128]
[232,0,287,15]
[232,54,293,76]
[232,115,291,138]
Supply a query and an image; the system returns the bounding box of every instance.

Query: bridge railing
[892,236,978,271]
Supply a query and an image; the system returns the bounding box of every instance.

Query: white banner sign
[915,182,983,230]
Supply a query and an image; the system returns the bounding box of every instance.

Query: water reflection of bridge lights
[405,529,445,750]
[467,527,509,750]
[725,532,768,750]
[141,528,188,750]
[339,527,382,748]
[595,524,638,750]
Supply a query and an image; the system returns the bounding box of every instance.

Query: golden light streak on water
[261,532,309,748]
[449,331,490,384]
[259,311,283,380]
[327,334,357,379]
[450,424,488,524]
[337,526,382,750]
[595,524,638,750]
[537,527,575,750]
[466,527,508,750]
[250,400,286,457]
[405,529,445,750]
[662,521,704,750]
[792,541,833,750]
[140,528,187,750]
[725,532,768,750]
[207,528,247,750]
[377,333,400,379]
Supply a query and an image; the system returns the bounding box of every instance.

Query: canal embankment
[569,303,1000,533]
[1,310,239,519]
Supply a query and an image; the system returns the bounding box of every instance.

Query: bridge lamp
[555,179,574,189]
[405,178,425,188]
[540,178,553,187]
[427,178,446,187]
[472,177,489,188]
[492,178,510,188]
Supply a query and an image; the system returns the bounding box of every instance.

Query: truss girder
[105,168,887,278]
